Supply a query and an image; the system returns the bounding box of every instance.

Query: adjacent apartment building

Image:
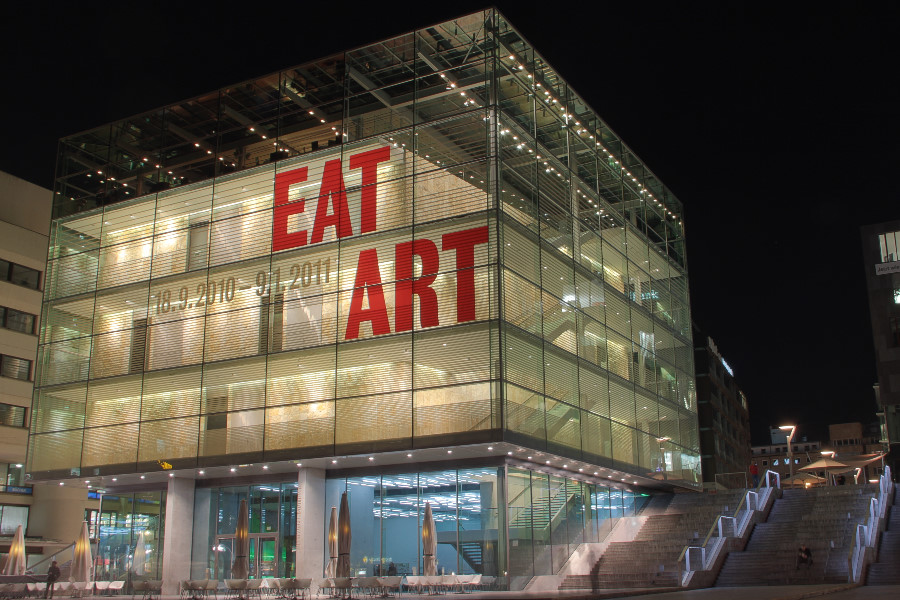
[693,326,751,489]
[861,221,900,473]
[1,172,97,564]
[29,9,700,590]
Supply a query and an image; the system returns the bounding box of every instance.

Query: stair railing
[677,469,780,586]
[847,466,893,583]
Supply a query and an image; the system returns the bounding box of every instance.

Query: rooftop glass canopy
[54,9,686,268]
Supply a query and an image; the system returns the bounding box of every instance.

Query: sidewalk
[94,584,900,600]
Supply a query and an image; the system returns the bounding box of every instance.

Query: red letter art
[310,159,353,244]
[349,147,391,234]
[442,226,489,323]
[395,239,440,332]
[345,248,392,340]
[272,167,309,251]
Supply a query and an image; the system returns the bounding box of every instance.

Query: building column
[161,477,195,594]
[295,468,325,584]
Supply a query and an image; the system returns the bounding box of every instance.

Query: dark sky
[2,2,898,444]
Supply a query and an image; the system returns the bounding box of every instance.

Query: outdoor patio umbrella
[799,457,852,485]
[231,498,250,579]
[782,472,827,487]
[336,492,351,578]
[422,502,437,576]
[132,530,147,576]
[1,524,26,575]
[325,506,338,578]
[799,457,852,473]
[71,521,93,582]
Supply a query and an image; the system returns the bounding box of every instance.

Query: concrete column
[161,478,195,595]
[295,468,325,584]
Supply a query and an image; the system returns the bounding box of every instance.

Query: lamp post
[821,450,837,485]
[779,425,796,481]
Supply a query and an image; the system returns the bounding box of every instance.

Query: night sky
[2,2,898,445]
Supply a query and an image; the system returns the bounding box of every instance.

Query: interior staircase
[866,486,900,585]
[715,484,876,586]
[559,489,745,591]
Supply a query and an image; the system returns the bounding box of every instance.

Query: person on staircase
[795,544,813,570]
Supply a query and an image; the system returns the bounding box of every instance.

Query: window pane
[1,356,32,380]
[0,403,27,427]
[9,264,40,289]
[5,309,35,334]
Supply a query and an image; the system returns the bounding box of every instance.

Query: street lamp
[779,425,796,480]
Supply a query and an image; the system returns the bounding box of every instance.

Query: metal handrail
[846,466,893,582]
[27,541,76,572]
[677,469,778,569]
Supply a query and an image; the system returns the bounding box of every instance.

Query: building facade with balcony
[29,10,699,590]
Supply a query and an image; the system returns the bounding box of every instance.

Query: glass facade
[94,491,166,580]
[34,8,697,486]
[32,8,699,588]
[190,483,298,580]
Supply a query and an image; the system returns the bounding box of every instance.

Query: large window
[0,259,41,290]
[325,468,502,579]
[0,504,29,535]
[878,231,900,263]
[95,492,166,580]
[0,306,36,334]
[0,355,32,381]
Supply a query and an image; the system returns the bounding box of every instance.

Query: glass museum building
[29,9,698,590]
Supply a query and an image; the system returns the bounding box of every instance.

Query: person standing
[45,561,61,599]
[749,463,760,487]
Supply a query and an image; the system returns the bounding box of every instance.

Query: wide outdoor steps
[716,485,877,586]
[559,489,746,591]
[866,486,900,585]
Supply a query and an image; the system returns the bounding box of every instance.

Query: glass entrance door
[214,535,278,579]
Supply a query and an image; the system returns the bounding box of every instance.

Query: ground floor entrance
[213,534,279,580]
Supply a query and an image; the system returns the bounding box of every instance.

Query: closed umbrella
[71,521,93,582]
[325,506,338,578]
[336,492,351,578]
[422,502,437,576]
[1,524,26,575]
[132,530,147,576]
[231,498,250,579]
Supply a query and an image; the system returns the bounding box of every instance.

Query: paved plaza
[74,584,899,600]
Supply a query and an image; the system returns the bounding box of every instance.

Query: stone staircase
[866,487,900,584]
[716,484,877,586]
[559,490,745,591]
